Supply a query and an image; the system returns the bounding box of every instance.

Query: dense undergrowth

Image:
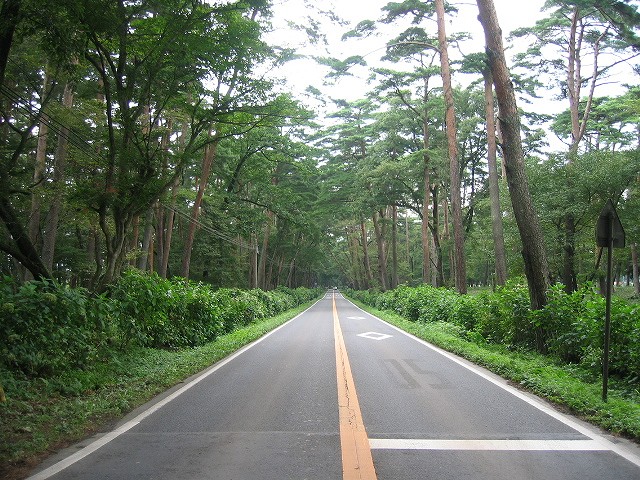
[347,281,640,383]
[346,281,640,439]
[1,270,321,377]
[0,270,321,476]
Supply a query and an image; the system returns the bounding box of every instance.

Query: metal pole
[602,214,613,402]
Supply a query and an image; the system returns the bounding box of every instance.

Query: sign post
[595,200,625,402]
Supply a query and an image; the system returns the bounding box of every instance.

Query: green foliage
[0,276,115,376]
[0,301,314,472]
[109,270,320,349]
[1,270,321,377]
[350,280,640,385]
[475,280,536,348]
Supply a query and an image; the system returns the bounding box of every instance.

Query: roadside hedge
[347,281,640,383]
[0,271,321,377]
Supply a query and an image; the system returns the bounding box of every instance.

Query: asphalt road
[29,291,640,479]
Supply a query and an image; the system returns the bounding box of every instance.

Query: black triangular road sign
[596,199,625,248]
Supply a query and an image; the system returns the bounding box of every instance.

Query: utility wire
[0,83,105,165]
[2,80,296,273]
[162,202,253,251]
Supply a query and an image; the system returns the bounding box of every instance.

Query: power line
[0,83,105,165]
[1,81,295,274]
[162,202,253,251]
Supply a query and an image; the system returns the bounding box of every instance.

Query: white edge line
[369,438,608,451]
[347,300,640,468]
[27,300,321,480]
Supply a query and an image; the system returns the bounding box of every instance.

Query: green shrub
[542,284,601,364]
[475,280,534,349]
[346,288,381,307]
[1,271,321,379]
[0,276,114,376]
[348,281,640,387]
[450,294,481,331]
[109,270,174,348]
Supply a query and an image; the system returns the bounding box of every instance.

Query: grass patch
[348,297,640,442]
[0,301,313,480]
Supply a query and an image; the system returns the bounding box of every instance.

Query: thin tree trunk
[28,71,50,256]
[275,254,286,288]
[89,225,103,289]
[181,137,217,279]
[372,210,388,291]
[483,68,508,285]
[0,196,51,279]
[405,210,412,278]
[129,215,140,266]
[562,7,604,293]
[431,185,445,287]
[349,228,363,289]
[258,210,274,290]
[632,243,639,296]
[391,204,399,289]
[360,221,373,289]
[435,0,466,294]
[266,248,276,290]
[154,202,164,273]
[41,81,74,271]
[137,205,154,271]
[421,110,431,284]
[286,257,295,288]
[249,234,258,289]
[159,193,176,278]
[477,0,550,310]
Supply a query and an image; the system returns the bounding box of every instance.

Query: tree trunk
[258,210,274,290]
[154,202,164,273]
[98,208,131,289]
[431,186,445,287]
[421,110,431,285]
[563,214,578,292]
[181,138,217,279]
[0,196,51,279]
[562,7,603,293]
[286,257,296,288]
[391,204,399,289]
[41,81,74,271]
[137,205,154,271]
[28,71,50,257]
[435,0,467,294]
[360,221,373,289]
[483,68,508,285]
[372,210,388,291]
[129,214,140,266]
[159,182,178,278]
[0,0,20,87]
[249,234,258,289]
[349,228,363,289]
[88,225,102,289]
[405,210,413,278]
[477,0,550,310]
[632,243,639,296]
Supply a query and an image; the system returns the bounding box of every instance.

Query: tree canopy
[1,0,638,303]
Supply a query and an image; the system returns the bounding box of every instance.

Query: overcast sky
[265,0,637,153]
[267,0,548,102]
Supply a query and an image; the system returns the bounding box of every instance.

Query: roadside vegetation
[346,281,640,441]
[0,270,321,478]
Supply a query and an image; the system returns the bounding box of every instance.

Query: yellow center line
[333,292,377,480]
